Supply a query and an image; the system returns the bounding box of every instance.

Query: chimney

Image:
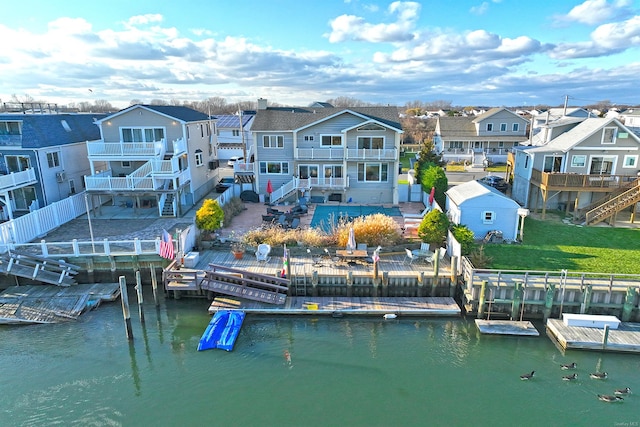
[257,98,267,110]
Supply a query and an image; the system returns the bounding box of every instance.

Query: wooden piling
[119,276,133,340]
[346,271,353,297]
[449,256,458,298]
[621,286,636,322]
[543,283,556,321]
[311,271,319,297]
[135,270,145,324]
[149,264,159,307]
[602,324,610,349]
[510,281,523,321]
[381,271,389,297]
[580,284,592,314]
[477,280,488,319]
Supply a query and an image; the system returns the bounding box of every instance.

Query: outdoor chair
[289,217,300,229]
[403,248,416,265]
[255,244,271,262]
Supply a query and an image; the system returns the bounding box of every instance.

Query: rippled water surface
[2,293,639,426]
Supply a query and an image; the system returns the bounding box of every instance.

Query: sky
[1,0,639,109]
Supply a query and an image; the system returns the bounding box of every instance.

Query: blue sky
[1,0,639,109]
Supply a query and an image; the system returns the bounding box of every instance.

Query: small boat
[197,310,246,352]
[561,362,577,370]
[590,372,608,379]
[614,387,631,395]
[520,371,535,380]
[562,373,578,381]
[383,313,397,320]
[597,394,623,402]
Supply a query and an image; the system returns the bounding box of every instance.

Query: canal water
[2,293,639,427]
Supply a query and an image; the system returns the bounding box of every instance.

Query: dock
[474,319,540,336]
[0,283,121,324]
[208,296,461,317]
[546,318,640,353]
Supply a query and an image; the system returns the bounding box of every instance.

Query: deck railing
[531,169,638,189]
[86,141,164,158]
[0,168,37,192]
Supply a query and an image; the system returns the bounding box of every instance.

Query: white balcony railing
[232,162,255,173]
[299,177,349,189]
[86,141,164,158]
[295,147,397,160]
[0,168,37,192]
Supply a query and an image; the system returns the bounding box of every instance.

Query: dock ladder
[293,265,308,296]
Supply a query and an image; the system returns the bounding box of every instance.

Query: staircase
[584,179,640,225]
[0,252,79,286]
[161,193,175,217]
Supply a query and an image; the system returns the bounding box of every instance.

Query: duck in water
[590,372,608,379]
[597,394,623,402]
[562,373,578,381]
[614,387,631,395]
[561,362,577,370]
[520,371,535,380]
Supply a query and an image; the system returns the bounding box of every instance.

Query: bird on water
[597,394,623,402]
[562,373,578,381]
[520,371,535,380]
[614,387,631,395]
[590,372,608,379]
[560,362,577,370]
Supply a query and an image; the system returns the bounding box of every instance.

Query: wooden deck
[0,283,121,324]
[475,320,540,336]
[546,318,640,353]
[208,296,461,316]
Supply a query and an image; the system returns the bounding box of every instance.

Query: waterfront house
[86,104,217,217]
[433,107,529,167]
[446,180,521,241]
[510,117,640,225]
[0,108,105,220]
[214,112,255,166]
[245,99,403,205]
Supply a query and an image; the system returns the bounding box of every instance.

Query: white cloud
[326,1,419,43]
[563,0,633,25]
[470,2,490,16]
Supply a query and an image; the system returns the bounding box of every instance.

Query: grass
[400,152,418,170]
[482,217,640,274]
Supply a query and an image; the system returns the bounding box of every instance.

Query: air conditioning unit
[55,171,66,182]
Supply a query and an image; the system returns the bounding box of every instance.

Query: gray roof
[446,180,519,208]
[0,113,105,148]
[251,106,401,132]
[98,104,209,123]
[437,115,527,142]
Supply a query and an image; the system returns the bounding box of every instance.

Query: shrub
[335,213,403,247]
[243,225,333,248]
[468,245,493,268]
[451,224,475,255]
[195,199,224,233]
[221,197,244,225]
[418,210,450,248]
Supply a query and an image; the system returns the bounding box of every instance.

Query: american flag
[159,229,175,260]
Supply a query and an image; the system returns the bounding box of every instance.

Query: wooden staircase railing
[585,181,640,225]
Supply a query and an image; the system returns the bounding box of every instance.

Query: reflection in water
[128,341,141,396]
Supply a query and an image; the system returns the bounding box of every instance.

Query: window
[122,127,164,142]
[571,155,586,168]
[121,161,131,168]
[47,151,60,168]
[524,156,529,169]
[589,156,614,174]
[232,129,240,137]
[358,136,384,149]
[0,121,21,135]
[195,149,203,167]
[321,135,342,146]
[260,161,289,174]
[482,211,495,224]
[357,163,388,182]
[304,135,314,141]
[500,123,507,132]
[262,135,284,148]
[448,141,463,149]
[543,155,563,173]
[5,155,31,172]
[69,179,76,195]
[324,165,343,178]
[486,123,493,132]
[601,127,617,144]
[298,165,318,179]
[623,155,638,168]
[498,141,505,148]
[512,123,519,132]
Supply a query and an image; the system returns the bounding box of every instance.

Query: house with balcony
[0,110,105,220]
[246,99,403,205]
[511,117,640,225]
[433,107,529,166]
[86,104,216,217]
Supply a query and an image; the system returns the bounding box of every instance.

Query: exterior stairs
[584,179,640,225]
[161,193,175,217]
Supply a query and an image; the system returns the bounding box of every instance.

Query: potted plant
[230,242,245,259]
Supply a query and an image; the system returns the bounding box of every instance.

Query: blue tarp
[197,310,246,352]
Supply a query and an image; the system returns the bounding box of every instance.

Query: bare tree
[93,99,114,112]
[325,96,374,107]
[129,99,143,106]
[149,99,168,106]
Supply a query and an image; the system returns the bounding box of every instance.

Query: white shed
[446,180,521,241]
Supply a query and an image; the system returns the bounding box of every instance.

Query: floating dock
[474,320,540,336]
[208,296,461,317]
[0,283,121,324]
[546,318,640,353]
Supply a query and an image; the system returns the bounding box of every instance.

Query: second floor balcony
[0,168,37,192]
[530,169,639,191]
[298,176,349,189]
[295,147,397,161]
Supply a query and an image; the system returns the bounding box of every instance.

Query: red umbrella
[428,186,435,205]
[266,180,273,195]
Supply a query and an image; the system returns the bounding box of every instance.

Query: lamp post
[517,208,529,242]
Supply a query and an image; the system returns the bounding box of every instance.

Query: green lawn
[482,217,640,274]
